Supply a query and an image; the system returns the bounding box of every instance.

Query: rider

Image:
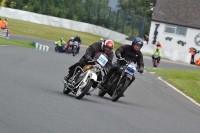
[152,47,162,63]
[57,38,66,51]
[99,38,104,42]
[100,37,144,91]
[68,37,74,43]
[66,37,74,50]
[73,35,82,54]
[64,39,115,90]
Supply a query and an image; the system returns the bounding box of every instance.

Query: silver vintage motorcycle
[62,52,108,99]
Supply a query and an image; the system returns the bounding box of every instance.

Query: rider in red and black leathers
[64,40,114,88]
[101,37,144,87]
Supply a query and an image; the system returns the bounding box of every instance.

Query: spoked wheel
[111,78,131,102]
[75,78,94,99]
[63,83,71,94]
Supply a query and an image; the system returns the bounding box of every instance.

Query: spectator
[0,18,3,29]
[156,41,162,48]
[189,48,195,64]
[1,18,7,29]
[144,35,149,44]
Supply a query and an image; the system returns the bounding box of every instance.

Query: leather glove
[116,53,121,59]
[138,67,144,73]
[104,67,110,73]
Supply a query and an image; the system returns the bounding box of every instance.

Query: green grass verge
[146,68,200,103]
[3,17,122,49]
[0,37,34,48]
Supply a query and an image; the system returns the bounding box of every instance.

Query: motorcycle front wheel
[153,59,157,67]
[63,83,71,94]
[111,78,131,102]
[75,78,94,99]
[73,46,77,56]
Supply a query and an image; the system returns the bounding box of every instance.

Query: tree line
[0,0,157,37]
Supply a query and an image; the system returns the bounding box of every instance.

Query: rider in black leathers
[100,37,144,90]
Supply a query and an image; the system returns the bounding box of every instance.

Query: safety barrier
[32,42,50,52]
[0,28,7,38]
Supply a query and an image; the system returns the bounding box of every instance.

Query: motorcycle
[72,41,79,56]
[98,58,141,102]
[152,54,160,67]
[66,41,74,54]
[54,42,59,52]
[54,42,68,53]
[62,52,108,99]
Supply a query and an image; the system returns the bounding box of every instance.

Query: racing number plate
[125,63,136,75]
[97,54,108,67]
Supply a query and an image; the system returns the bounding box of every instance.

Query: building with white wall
[148,0,200,62]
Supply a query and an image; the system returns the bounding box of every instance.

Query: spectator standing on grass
[0,18,2,28]
[144,35,149,44]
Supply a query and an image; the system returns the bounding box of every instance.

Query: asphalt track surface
[0,35,200,133]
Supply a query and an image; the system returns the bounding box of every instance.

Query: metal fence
[3,0,146,37]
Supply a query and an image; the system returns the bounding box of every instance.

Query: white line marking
[158,77,200,107]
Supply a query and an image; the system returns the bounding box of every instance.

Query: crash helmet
[132,37,143,51]
[101,40,114,54]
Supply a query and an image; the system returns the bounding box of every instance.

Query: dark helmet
[132,37,143,51]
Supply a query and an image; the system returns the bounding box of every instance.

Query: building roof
[152,0,200,29]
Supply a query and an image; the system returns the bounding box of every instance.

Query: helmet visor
[133,44,141,51]
[104,46,111,53]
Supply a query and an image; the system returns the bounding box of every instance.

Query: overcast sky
[108,0,119,9]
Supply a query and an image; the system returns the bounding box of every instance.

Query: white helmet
[71,37,74,40]
[100,38,104,41]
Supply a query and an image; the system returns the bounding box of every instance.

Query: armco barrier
[32,42,50,52]
[0,29,7,38]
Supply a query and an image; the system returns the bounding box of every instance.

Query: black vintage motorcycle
[98,58,141,102]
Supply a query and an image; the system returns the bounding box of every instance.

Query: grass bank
[146,68,200,103]
[0,37,34,48]
[3,17,122,49]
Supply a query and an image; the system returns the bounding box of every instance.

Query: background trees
[0,0,157,37]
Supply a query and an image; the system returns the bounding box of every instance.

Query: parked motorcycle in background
[98,58,142,102]
[62,52,108,99]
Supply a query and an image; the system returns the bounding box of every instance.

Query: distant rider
[66,37,74,51]
[73,35,82,54]
[56,38,66,52]
[152,47,162,64]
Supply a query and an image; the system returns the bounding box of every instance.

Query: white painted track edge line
[158,77,200,107]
